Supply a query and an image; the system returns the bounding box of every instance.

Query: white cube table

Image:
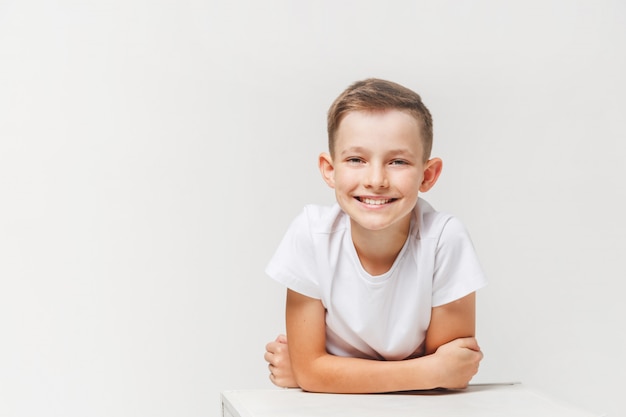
[221,383,602,417]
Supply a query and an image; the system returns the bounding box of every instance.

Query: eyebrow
[340,146,367,156]
[340,147,416,158]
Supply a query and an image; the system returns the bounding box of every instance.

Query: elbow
[293,369,323,393]
[292,364,334,393]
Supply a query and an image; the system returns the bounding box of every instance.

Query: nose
[365,164,389,189]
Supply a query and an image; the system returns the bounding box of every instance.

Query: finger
[457,337,480,351]
[269,371,277,386]
[269,368,285,388]
[263,351,273,363]
[276,334,288,344]
[269,364,282,378]
[271,342,283,353]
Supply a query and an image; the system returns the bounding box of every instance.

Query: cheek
[333,171,358,189]
[393,173,422,193]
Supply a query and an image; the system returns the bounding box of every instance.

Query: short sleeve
[265,208,322,299]
[432,217,487,307]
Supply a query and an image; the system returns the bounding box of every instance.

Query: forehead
[334,109,424,154]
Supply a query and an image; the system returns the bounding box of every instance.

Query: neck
[350,216,411,276]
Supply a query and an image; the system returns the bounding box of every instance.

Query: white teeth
[362,198,391,205]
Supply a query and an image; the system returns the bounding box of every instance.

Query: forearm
[285,290,481,393]
[294,352,440,394]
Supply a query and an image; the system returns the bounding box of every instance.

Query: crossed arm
[265,289,482,393]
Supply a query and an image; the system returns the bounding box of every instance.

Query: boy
[264,79,487,393]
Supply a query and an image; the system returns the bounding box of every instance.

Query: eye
[389,159,409,166]
[346,157,364,164]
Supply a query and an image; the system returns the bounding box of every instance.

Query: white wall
[1,1,624,416]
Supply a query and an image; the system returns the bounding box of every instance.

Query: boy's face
[319,109,442,235]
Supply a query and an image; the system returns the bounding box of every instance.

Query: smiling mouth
[356,197,397,205]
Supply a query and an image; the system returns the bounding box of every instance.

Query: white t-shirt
[266,198,487,361]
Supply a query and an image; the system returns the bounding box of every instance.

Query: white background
[1,1,625,416]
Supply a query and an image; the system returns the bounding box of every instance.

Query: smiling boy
[264,79,487,393]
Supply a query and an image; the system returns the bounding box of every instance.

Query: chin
[351,215,400,231]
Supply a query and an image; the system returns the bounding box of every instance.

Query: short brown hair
[327,78,433,161]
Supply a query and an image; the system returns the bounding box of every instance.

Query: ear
[419,158,443,192]
[318,152,336,189]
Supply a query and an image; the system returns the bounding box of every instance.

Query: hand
[431,337,483,389]
[264,334,299,388]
